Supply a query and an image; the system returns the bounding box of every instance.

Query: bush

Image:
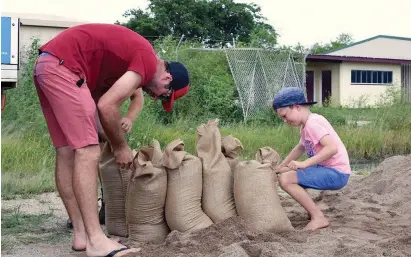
[147,37,243,124]
[2,39,44,125]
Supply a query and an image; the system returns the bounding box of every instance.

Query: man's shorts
[33,53,99,150]
[297,165,350,190]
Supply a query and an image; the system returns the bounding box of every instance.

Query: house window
[351,70,393,84]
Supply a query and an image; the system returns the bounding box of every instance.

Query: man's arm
[97,71,142,149]
[125,88,144,121]
[120,88,144,133]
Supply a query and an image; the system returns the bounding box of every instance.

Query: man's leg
[67,143,106,229]
[34,54,139,256]
[72,145,103,251]
[73,142,140,256]
[34,67,87,249]
[56,146,87,250]
[278,170,329,231]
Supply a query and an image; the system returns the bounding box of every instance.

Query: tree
[310,33,354,54]
[117,0,277,48]
[248,22,278,49]
[117,9,160,39]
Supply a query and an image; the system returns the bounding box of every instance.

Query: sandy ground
[2,154,411,257]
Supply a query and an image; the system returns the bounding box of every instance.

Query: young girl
[273,87,351,231]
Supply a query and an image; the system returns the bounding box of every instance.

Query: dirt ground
[1,192,81,257]
[2,154,411,257]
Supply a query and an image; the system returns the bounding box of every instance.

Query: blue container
[1,17,12,64]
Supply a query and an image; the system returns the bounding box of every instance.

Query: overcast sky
[3,0,411,47]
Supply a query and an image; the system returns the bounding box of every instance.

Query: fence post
[175,34,185,61]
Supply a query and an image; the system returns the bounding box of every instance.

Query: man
[33,23,189,257]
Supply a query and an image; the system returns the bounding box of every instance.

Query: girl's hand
[287,160,309,170]
[274,166,292,174]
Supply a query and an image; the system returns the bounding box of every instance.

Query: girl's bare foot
[303,216,329,231]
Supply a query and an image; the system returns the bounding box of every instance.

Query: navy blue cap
[168,62,189,91]
[273,87,317,110]
[162,61,190,112]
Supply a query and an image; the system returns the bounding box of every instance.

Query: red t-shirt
[39,23,158,100]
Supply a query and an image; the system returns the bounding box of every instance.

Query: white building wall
[339,62,402,107]
[327,37,411,60]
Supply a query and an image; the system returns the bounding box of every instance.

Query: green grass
[2,108,411,199]
[1,207,70,252]
[1,125,56,198]
[1,207,54,234]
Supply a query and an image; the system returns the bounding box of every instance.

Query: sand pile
[346,154,411,215]
[129,154,411,257]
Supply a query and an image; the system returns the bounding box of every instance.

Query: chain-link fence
[178,47,307,122]
[225,48,306,121]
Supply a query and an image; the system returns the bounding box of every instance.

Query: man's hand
[287,160,309,170]
[121,117,133,134]
[113,144,133,170]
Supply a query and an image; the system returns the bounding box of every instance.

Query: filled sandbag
[221,135,244,171]
[126,140,170,246]
[99,142,135,237]
[164,139,213,233]
[233,147,294,232]
[196,119,236,223]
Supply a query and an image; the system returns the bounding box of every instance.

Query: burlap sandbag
[164,139,213,233]
[196,119,236,223]
[233,147,294,232]
[99,142,135,237]
[221,135,244,171]
[126,140,170,246]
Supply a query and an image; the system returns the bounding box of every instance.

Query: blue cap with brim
[273,87,317,110]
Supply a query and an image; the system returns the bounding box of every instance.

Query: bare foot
[72,232,120,251]
[109,237,122,243]
[72,229,87,251]
[87,236,140,257]
[303,216,329,231]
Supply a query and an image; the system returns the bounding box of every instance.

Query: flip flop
[105,245,131,257]
[71,246,86,252]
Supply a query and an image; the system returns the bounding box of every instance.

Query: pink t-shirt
[300,113,351,174]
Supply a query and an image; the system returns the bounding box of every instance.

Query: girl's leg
[278,170,329,231]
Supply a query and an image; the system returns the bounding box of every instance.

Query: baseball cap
[273,87,317,110]
[162,61,190,112]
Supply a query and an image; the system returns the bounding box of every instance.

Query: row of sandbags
[99,120,294,247]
